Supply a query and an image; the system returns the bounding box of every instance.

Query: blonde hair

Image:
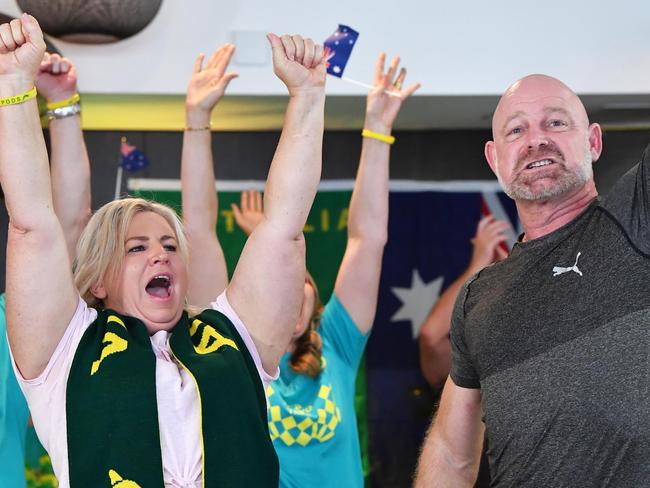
[289,272,324,378]
[73,198,188,309]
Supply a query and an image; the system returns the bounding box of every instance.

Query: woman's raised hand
[267,33,326,96]
[0,14,46,86]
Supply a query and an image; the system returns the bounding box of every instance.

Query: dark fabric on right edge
[601,141,650,255]
[449,142,650,487]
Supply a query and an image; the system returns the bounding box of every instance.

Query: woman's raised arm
[334,53,419,334]
[182,44,237,308]
[226,33,326,374]
[0,15,78,379]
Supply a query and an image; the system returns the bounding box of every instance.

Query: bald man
[415,75,650,487]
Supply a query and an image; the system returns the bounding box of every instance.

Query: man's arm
[226,33,326,374]
[36,53,91,261]
[0,16,79,379]
[415,378,484,487]
[181,44,237,308]
[419,216,509,388]
[334,53,419,334]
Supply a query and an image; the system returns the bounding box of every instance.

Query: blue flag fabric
[366,187,518,486]
[324,24,359,78]
[120,138,150,173]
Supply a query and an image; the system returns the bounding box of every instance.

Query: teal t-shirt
[0,293,29,487]
[267,295,369,488]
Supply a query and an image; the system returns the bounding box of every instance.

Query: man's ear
[588,123,603,163]
[485,140,498,175]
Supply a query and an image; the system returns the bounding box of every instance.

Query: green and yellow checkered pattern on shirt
[268,384,342,446]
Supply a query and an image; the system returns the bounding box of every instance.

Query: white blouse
[12,292,276,488]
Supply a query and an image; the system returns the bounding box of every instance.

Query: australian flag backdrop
[130,178,518,487]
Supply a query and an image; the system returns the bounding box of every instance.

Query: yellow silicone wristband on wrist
[362,128,395,145]
[46,92,80,110]
[0,86,37,106]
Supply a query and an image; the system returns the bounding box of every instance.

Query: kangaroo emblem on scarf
[108,469,141,487]
[190,318,239,354]
[91,315,129,375]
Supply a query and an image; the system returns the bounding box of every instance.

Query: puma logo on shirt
[552,252,583,277]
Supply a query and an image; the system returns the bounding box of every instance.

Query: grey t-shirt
[450,145,650,487]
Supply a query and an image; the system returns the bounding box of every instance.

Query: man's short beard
[497,138,593,201]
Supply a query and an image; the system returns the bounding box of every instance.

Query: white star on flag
[333,66,341,73]
[391,269,444,339]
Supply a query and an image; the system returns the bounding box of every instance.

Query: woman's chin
[136,305,184,335]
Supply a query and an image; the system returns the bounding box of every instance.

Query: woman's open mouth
[145,274,172,299]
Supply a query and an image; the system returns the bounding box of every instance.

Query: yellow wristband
[362,128,395,145]
[0,86,37,106]
[46,92,80,110]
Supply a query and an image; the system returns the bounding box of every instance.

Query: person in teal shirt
[266,292,369,486]
[1,295,54,488]
[209,52,419,486]
[0,293,29,487]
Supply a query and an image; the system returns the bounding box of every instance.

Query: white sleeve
[9,296,97,456]
[210,292,279,389]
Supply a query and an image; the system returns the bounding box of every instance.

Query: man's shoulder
[465,254,520,290]
[453,262,509,320]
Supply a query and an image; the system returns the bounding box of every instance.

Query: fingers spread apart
[252,189,263,212]
[206,43,235,73]
[193,52,205,74]
[373,52,420,97]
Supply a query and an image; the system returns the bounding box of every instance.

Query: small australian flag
[120,137,149,173]
[323,24,359,78]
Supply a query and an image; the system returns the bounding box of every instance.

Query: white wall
[4,0,649,96]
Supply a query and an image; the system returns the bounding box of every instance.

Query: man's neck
[517,181,598,241]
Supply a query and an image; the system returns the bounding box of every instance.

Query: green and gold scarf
[66,308,278,487]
